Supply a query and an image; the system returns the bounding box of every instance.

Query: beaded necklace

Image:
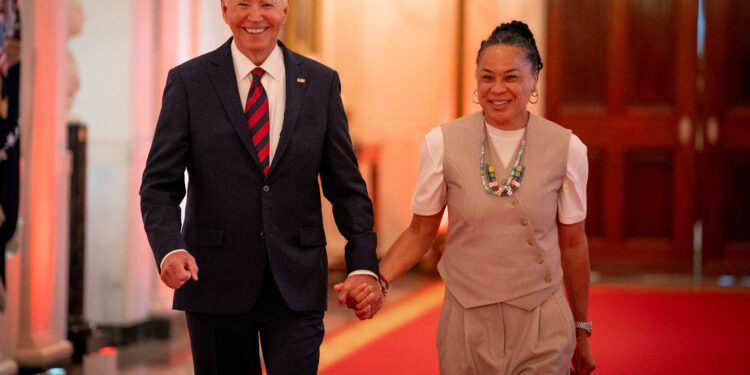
[479,112,529,197]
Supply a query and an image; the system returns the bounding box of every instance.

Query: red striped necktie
[244,68,270,176]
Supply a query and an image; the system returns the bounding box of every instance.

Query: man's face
[222,0,288,65]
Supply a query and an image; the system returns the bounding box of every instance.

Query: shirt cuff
[160,249,188,270]
[348,270,379,280]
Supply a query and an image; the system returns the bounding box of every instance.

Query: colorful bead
[479,120,528,197]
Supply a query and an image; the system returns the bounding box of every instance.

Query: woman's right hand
[571,335,596,374]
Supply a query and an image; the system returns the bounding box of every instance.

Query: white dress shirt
[231,42,286,164]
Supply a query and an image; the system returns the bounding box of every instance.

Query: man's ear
[281,1,289,25]
[220,0,229,24]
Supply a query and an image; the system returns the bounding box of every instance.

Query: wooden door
[702,0,750,273]
[547,0,698,272]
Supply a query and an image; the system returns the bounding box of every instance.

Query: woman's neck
[485,110,529,131]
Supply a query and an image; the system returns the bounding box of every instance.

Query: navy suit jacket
[140,39,378,314]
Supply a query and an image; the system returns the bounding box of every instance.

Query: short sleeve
[557,135,588,224]
[411,127,447,215]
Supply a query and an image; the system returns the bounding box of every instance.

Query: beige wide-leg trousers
[437,286,576,375]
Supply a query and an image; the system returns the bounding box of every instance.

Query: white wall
[313,0,459,254]
[199,0,232,55]
[69,0,144,325]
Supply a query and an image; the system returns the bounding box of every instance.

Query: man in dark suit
[140,1,384,373]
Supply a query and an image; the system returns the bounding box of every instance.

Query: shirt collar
[231,41,285,83]
[484,120,526,138]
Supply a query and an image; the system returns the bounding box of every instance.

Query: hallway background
[0,0,747,373]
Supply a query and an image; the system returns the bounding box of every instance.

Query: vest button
[262,185,270,192]
[545,275,552,283]
[528,239,535,246]
[521,219,529,226]
[537,258,544,264]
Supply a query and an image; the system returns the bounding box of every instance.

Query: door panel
[703,0,750,272]
[560,1,608,106]
[626,0,677,107]
[548,0,697,271]
[623,150,673,240]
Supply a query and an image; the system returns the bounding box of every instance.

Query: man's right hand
[160,251,199,289]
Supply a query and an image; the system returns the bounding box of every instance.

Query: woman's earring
[529,89,539,104]
[472,89,479,104]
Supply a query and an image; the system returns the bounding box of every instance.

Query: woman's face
[476,44,537,129]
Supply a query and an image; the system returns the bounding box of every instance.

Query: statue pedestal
[15,332,73,371]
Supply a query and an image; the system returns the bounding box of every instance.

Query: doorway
[546,0,750,273]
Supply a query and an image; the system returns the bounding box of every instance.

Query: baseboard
[95,316,172,348]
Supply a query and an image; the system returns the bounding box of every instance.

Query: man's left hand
[333,274,383,320]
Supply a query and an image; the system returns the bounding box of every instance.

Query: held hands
[333,274,383,320]
[160,252,199,289]
[571,335,596,375]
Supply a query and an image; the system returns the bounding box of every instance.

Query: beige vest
[437,111,571,310]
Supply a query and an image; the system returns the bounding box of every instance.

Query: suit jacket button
[262,185,270,192]
[545,275,552,283]
[260,231,264,238]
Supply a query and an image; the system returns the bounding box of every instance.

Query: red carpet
[321,284,750,374]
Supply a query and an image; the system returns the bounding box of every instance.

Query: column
[14,0,74,368]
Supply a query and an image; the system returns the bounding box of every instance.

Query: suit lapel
[206,38,265,172]
[269,42,307,175]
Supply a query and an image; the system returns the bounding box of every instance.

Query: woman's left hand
[572,335,596,374]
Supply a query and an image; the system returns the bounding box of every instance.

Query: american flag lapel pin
[297,77,306,84]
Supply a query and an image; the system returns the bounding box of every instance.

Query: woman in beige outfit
[344,21,596,375]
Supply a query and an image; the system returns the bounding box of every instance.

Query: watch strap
[575,321,592,336]
[377,273,390,295]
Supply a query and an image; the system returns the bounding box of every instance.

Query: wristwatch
[575,321,592,336]
[377,273,390,296]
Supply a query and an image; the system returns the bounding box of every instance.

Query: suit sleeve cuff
[347,270,378,279]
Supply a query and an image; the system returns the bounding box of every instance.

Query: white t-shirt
[411,122,588,224]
